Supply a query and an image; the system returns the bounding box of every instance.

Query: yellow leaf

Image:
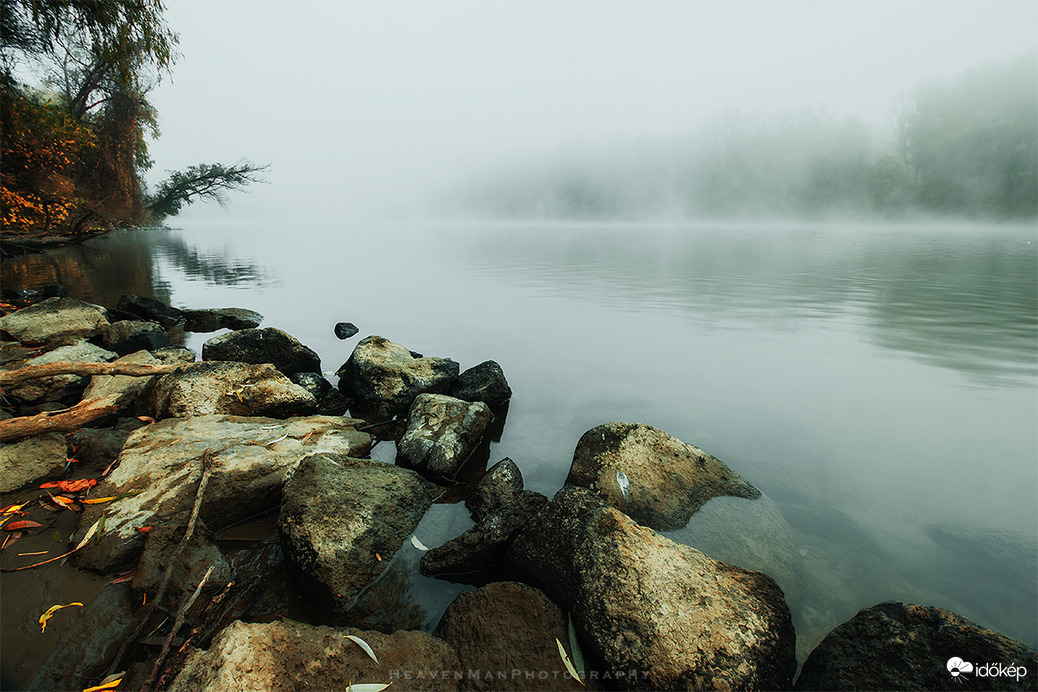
[40,602,84,633]
[80,497,118,505]
[83,674,123,691]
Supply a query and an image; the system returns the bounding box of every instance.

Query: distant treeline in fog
[453,55,1036,221]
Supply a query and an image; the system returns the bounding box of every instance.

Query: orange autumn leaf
[83,676,123,692]
[39,479,97,493]
[136,526,153,535]
[1,502,29,516]
[39,602,83,632]
[4,520,43,531]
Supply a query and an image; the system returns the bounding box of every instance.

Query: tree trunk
[0,361,185,388]
[0,394,123,442]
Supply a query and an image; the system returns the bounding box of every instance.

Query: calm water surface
[4,219,1036,655]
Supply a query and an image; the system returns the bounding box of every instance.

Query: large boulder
[278,453,441,622]
[71,414,371,572]
[397,394,492,480]
[115,294,184,328]
[436,582,587,691]
[795,602,1038,691]
[567,422,760,530]
[5,341,117,404]
[0,432,68,493]
[182,307,263,332]
[202,327,321,376]
[98,320,172,355]
[0,297,109,343]
[169,619,460,692]
[336,335,459,420]
[449,360,512,407]
[147,362,317,419]
[508,485,796,691]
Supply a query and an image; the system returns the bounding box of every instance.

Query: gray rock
[278,453,441,621]
[83,350,161,415]
[336,335,459,420]
[151,346,197,364]
[71,414,371,572]
[169,619,461,692]
[334,321,359,339]
[183,307,264,332]
[66,421,142,469]
[398,394,492,480]
[290,371,332,401]
[115,294,184,328]
[28,586,138,692]
[148,361,317,419]
[467,457,524,522]
[449,360,512,406]
[795,602,1038,691]
[508,485,796,691]
[436,582,587,691]
[202,327,321,376]
[0,433,68,493]
[99,320,172,355]
[5,341,117,404]
[0,297,109,344]
[567,422,761,530]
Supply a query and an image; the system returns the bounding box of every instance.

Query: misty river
[3,219,1036,657]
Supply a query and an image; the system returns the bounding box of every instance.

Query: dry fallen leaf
[83,673,123,691]
[39,479,97,493]
[39,602,84,633]
[4,520,43,531]
[346,634,380,664]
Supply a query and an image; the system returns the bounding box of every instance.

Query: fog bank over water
[146,1,1038,222]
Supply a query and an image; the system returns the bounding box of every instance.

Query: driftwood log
[0,361,185,388]
[0,394,124,442]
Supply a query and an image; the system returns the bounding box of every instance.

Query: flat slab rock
[278,453,441,621]
[795,601,1038,691]
[183,307,263,332]
[567,422,761,530]
[169,619,461,692]
[0,297,109,343]
[509,485,796,691]
[71,414,371,572]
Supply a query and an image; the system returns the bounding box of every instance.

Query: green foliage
[145,162,270,220]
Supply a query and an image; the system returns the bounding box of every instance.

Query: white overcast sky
[144,0,1038,220]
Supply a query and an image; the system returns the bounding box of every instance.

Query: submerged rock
[71,414,371,572]
[397,394,492,480]
[508,485,797,691]
[436,582,587,691]
[147,361,317,419]
[795,601,1038,691]
[336,335,459,420]
[0,297,109,343]
[115,294,184,328]
[202,327,321,376]
[567,422,760,530]
[278,453,441,622]
[169,619,460,692]
[182,307,264,332]
[0,432,68,493]
[449,360,512,406]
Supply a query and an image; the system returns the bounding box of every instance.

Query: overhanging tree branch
[145,160,270,219]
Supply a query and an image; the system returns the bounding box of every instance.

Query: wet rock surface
[278,453,441,621]
[201,327,321,376]
[98,320,172,355]
[72,414,371,572]
[182,307,264,332]
[169,619,461,692]
[5,340,117,404]
[567,421,761,530]
[436,581,587,691]
[398,393,492,480]
[449,360,512,406]
[115,294,184,328]
[147,361,317,418]
[509,485,797,691]
[336,335,459,420]
[132,511,235,605]
[0,432,68,492]
[0,296,109,343]
[795,601,1038,691]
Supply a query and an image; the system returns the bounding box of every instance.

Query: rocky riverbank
[1,289,1034,691]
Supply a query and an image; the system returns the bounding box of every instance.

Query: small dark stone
[333,322,359,340]
[99,320,172,355]
[449,360,512,406]
[290,371,332,400]
[41,284,68,298]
